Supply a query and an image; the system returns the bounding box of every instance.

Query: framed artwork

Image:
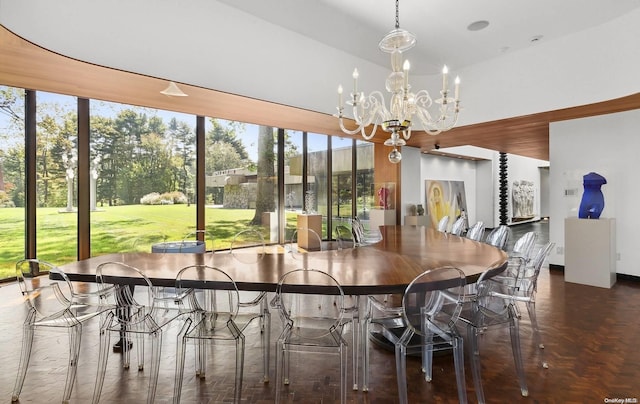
[425,180,467,229]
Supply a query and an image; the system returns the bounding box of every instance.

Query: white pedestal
[370,209,396,230]
[564,217,616,288]
[404,215,428,226]
[296,214,322,251]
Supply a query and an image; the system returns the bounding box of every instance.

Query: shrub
[140,191,188,205]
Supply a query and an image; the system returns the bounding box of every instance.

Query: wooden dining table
[57,225,508,295]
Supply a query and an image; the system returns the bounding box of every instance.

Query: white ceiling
[218,0,640,74]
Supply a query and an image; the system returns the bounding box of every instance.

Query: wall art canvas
[425,180,467,229]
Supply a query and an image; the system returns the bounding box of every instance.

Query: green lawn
[0,205,300,280]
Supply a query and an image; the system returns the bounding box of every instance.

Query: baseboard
[548,264,640,282]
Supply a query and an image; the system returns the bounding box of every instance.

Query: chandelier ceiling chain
[335,0,462,163]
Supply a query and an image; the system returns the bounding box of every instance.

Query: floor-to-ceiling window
[307,133,328,238]
[331,137,353,235]
[0,85,374,280]
[0,85,26,279]
[89,100,198,255]
[35,92,78,265]
[204,118,280,249]
[284,130,304,241]
[355,140,375,228]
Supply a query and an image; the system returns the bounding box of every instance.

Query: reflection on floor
[2,220,639,403]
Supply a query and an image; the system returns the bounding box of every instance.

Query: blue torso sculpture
[578,172,607,219]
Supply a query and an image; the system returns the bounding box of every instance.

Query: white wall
[549,109,640,276]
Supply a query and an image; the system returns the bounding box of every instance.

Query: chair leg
[340,342,348,403]
[173,319,191,404]
[422,330,435,382]
[261,304,271,383]
[275,340,284,403]
[11,311,36,402]
[136,329,145,371]
[509,317,529,397]
[62,323,83,403]
[468,325,485,404]
[146,330,162,404]
[234,335,245,403]
[351,295,359,390]
[452,337,468,404]
[526,300,548,368]
[93,312,115,404]
[395,341,409,404]
[360,301,372,392]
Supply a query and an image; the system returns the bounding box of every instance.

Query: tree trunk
[250,126,275,225]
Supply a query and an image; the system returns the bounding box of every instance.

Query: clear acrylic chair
[229,228,271,383]
[437,215,450,232]
[12,259,108,404]
[173,265,248,403]
[466,221,485,241]
[456,267,528,403]
[287,226,323,255]
[335,224,355,250]
[334,223,362,389]
[490,241,555,368]
[484,224,510,250]
[450,216,467,236]
[351,217,383,246]
[92,261,187,404]
[511,231,538,261]
[271,268,349,403]
[362,266,468,403]
[179,229,210,252]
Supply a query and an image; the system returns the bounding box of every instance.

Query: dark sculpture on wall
[578,172,607,219]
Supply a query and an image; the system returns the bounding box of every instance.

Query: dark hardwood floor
[2,220,639,403]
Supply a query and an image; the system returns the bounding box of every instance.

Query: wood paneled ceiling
[407,92,640,161]
[1,25,639,162]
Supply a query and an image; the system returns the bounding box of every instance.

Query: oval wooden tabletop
[58,225,507,295]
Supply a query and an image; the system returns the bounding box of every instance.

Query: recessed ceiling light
[467,20,489,31]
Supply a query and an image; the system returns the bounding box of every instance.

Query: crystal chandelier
[335,0,461,163]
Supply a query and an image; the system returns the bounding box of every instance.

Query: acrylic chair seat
[92,261,188,404]
[173,264,252,404]
[271,268,349,403]
[12,259,110,404]
[362,267,469,404]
